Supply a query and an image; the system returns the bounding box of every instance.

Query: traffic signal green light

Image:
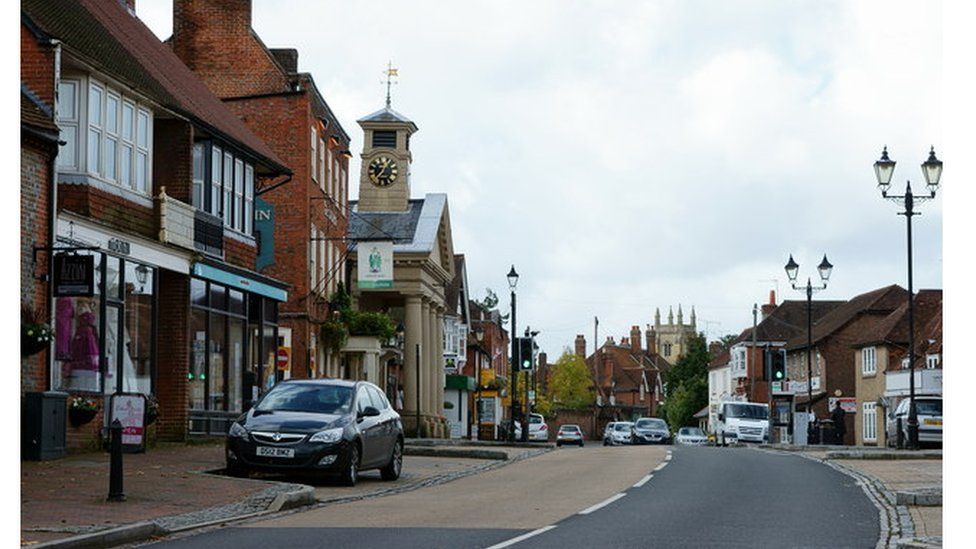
[518,337,534,371]
[771,349,786,381]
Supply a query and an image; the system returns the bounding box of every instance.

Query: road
[149,445,879,549]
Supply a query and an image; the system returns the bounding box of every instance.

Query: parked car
[886,396,942,448]
[676,427,709,445]
[603,421,635,446]
[225,379,403,486]
[556,424,585,447]
[632,417,672,445]
[514,413,549,442]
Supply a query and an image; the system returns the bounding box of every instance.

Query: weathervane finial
[384,61,399,108]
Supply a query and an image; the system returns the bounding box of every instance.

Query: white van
[716,401,769,445]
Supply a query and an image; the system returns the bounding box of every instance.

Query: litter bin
[22,391,69,460]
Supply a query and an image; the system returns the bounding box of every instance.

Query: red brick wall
[153,119,194,203]
[21,140,53,394]
[156,271,191,441]
[21,22,55,106]
[171,0,290,98]
[224,235,257,269]
[58,184,156,240]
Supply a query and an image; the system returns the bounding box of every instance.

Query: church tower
[356,67,418,212]
[654,304,697,361]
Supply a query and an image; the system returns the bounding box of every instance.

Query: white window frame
[926,354,940,369]
[326,147,333,196]
[234,158,244,231]
[319,139,326,190]
[310,127,318,183]
[861,346,877,376]
[120,99,135,189]
[211,145,223,217]
[192,142,205,209]
[244,164,254,235]
[863,402,877,442]
[86,81,104,177]
[103,91,120,182]
[135,107,152,193]
[310,226,318,291]
[57,79,80,170]
[222,151,233,226]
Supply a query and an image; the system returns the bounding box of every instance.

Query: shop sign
[53,254,95,296]
[358,241,393,289]
[276,347,291,371]
[828,397,857,414]
[107,238,131,255]
[110,393,146,450]
[254,197,275,271]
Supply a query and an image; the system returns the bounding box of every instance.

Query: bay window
[192,141,256,236]
[56,76,152,193]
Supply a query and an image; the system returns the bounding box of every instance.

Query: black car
[225,379,403,486]
[632,417,672,445]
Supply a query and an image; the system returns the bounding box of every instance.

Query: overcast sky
[139,0,942,358]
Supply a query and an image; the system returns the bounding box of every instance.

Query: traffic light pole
[509,290,517,443]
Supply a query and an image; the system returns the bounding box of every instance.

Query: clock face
[368,156,399,186]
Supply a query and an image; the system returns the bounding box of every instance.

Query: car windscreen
[530,415,543,424]
[636,419,666,430]
[915,400,942,416]
[614,423,633,431]
[559,426,580,432]
[725,404,768,419]
[255,384,353,414]
[685,428,705,437]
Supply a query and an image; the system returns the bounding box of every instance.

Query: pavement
[21,440,549,548]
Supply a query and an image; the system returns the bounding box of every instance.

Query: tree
[663,332,709,399]
[547,351,595,410]
[512,371,552,417]
[717,334,739,354]
[660,332,710,428]
[665,376,708,429]
[473,288,510,325]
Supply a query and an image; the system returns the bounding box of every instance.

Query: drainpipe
[46,39,63,390]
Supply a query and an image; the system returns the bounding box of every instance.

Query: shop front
[187,261,287,436]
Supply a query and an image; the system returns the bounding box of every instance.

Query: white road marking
[485,526,557,549]
[578,493,627,515]
[665,454,672,461]
[633,474,653,488]
[654,461,668,471]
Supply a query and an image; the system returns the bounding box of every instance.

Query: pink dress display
[55,298,74,360]
[68,311,100,389]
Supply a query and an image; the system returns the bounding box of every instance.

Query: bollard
[107,419,126,502]
[896,417,904,449]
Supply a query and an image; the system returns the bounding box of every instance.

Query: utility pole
[751,304,758,402]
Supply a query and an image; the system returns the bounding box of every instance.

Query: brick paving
[21,442,278,545]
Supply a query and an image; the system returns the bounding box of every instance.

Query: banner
[358,241,393,289]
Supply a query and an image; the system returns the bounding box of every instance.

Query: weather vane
[383,61,398,108]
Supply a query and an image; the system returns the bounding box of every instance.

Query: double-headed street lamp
[784,254,833,444]
[507,265,519,443]
[873,146,943,450]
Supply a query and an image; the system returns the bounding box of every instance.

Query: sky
[137,0,942,358]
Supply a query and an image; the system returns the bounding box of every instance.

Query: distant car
[556,424,585,447]
[513,413,549,442]
[632,417,672,445]
[225,379,403,486]
[886,396,942,448]
[676,427,709,446]
[603,421,635,446]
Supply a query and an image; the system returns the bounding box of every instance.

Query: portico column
[435,306,446,430]
[421,298,433,417]
[404,296,423,435]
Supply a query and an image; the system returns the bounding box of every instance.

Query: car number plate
[256,446,295,458]
[924,419,942,426]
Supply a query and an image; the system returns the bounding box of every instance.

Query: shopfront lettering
[108,238,131,256]
[53,254,95,297]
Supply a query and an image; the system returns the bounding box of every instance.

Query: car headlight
[309,427,344,444]
[228,422,248,439]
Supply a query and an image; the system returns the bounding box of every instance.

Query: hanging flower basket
[69,397,99,427]
[145,394,160,425]
[21,322,52,358]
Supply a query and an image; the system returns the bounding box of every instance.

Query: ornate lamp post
[873,146,942,450]
[784,254,833,444]
[507,265,519,442]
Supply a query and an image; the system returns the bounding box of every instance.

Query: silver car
[886,396,942,448]
[603,421,635,446]
[676,427,708,445]
[556,424,584,447]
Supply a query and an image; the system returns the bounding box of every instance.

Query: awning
[192,261,288,302]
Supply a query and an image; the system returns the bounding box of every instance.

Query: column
[403,296,423,435]
[435,306,446,435]
[421,299,433,417]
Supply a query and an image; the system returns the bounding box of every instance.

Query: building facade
[654,305,697,362]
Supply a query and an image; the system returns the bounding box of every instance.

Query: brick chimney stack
[645,324,657,355]
[630,325,642,353]
[709,341,724,357]
[761,290,777,319]
[574,334,586,358]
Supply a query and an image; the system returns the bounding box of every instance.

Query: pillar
[403,296,423,435]
[423,300,435,416]
[435,307,446,435]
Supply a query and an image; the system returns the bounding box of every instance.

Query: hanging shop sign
[53,254,95,297]
[357,240,394,289]
[110,393,147,452]
[828,397,857,414]
[254,197,275,271]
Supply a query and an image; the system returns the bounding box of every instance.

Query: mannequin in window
[68,298,100,391]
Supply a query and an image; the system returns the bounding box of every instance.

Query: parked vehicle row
[886,396,942,448]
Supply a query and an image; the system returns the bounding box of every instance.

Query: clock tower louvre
[356,105,418,213]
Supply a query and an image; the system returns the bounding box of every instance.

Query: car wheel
[226,462,249,478]
[579,441,585,447]
[339,443,359,487]
[380,439,403,481]
[557,442,562,447]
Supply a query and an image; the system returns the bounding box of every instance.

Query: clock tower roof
[358,106,418,132]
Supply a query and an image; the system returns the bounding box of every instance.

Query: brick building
[784,285,907,445]
[466,300,510,439]
[170,0,352,382]
[22,0,291,447]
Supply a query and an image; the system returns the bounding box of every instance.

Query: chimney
[120,0,136,15]
[621,337,630,348]
[574,334,586,357]
[270,48,299,73]
[606,336,615,346]
[602,352,613,387]
[708,341,723,357]
[761,290,777,319]
[538,352,548,370]
[630,325,642,353]
[645,325,657,355]
[172,0,253,72]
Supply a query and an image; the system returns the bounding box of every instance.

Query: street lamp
[471,322,485,440]
[784,253,833,445]
[507,265,519,442]
[873,146,942,450]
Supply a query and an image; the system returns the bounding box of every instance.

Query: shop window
[52,253,103,393]
[189,310,207,409]
[208,314,226,411]
[123,262,154,394]
[191,277,208,308]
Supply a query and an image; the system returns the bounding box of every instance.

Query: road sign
[276,347,290,370]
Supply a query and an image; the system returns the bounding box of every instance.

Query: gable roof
[785,285,907,351]
[741,300,845,343]
[358,106,418,130]
[349,194,452,259]
[853,289,942,349]
[22,0,288,174]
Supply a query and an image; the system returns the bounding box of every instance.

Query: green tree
[512,371,552,417]
[717,334,739,354]
[665,376,708,429]
[660,332,710,428]
[547,351,594,410]
[663,332,709,399]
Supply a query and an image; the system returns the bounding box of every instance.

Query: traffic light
[770,349,787,381]
[518,337,534,370]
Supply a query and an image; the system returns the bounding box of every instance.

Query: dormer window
[372,130,396,148]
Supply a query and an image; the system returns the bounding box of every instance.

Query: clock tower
[356,103,418,213]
